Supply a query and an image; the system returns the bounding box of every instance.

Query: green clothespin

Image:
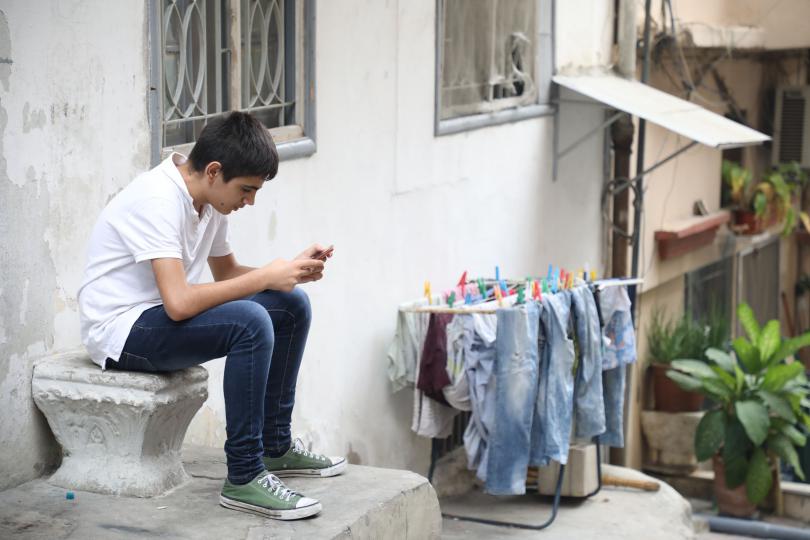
[516,286,525,304]
[447,291,456,308]
[477,278,486,297]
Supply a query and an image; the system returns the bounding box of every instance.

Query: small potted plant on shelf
[648,309,728,412]
[762,162,810,236]
[667,303,810,517]
[723,160,810,236]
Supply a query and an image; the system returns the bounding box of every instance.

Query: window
[435,0,553,135]
[149,0,315,164]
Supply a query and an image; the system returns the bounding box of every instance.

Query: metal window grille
[684,256,734,324]
[439,0,538,120]
[155,0,307,151]
[737,238,780,335]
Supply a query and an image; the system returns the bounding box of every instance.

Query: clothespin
[499,279,508,295]
[494,285,503,306]
[590,270,597,282]
[584,263,590,281]
[577,268,583,282]
[567,273,574,289]
[447,291,456,308]
[495,265,500,283]
[424,281,432,305]
[560,269,567,290]
[458,271,468,299]
[541,278,549,294]
[554,269,560,292]
[477,278,486,297]
[465,292,472,305]
[516,286,525,304]
[547,264,553,284]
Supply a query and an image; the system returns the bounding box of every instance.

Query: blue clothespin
[495,265,500,282]
[465,292,472,305]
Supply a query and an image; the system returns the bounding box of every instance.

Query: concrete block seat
[31,348,208,497]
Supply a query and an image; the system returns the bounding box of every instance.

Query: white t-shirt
[78,153,232,368]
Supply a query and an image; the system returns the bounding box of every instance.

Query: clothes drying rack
[409,276,642,531]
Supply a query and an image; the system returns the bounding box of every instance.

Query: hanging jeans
[531,291,575,468]
[597,285,636,447]
[600,364,626,447]
[106,288,311,485]
[570,287,606,440]
[462,314,499,481]
[485,302,541,495]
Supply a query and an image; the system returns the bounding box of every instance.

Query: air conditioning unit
[772,86,810,167]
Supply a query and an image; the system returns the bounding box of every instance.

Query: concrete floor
[0,445,441,539]
[439,464,696,540]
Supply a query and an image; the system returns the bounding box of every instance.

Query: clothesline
[401,277,644,314]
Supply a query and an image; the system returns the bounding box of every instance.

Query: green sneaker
[263,438,348,478]
[220,471,321,520]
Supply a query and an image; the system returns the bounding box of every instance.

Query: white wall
[0,0,614,486]
[0,1,153,489]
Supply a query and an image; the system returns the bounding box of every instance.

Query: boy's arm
[154,256,323,321]
[208,253,256,281]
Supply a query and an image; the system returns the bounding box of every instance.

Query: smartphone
[314,245,334,261]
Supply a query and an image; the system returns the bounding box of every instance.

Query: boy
[77,111,344,520]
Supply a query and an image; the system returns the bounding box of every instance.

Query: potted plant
[723,160,810,236]
[761,162,810,236]
[667,303,810,517]
[648,309,728,412]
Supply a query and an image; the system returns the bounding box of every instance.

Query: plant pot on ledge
[713,455,758,518]
[731,209,763,235]
[651,363,704,412]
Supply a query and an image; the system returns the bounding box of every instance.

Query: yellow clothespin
[424,281,432,305]
[590,270,597,282]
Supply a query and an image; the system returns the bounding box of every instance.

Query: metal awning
[553,72,770,149]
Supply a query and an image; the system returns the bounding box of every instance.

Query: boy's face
[205,163,265,215]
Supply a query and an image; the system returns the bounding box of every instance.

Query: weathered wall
[642,0,810,50]
[0,2,152,489]
[186,0,614,474]
[1,0,614,487]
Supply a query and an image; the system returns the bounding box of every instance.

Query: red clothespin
[458,271,468,299]
[560,269,567,290]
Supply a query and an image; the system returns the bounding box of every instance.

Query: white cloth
[78,153,231,368]
[443,316,472,411]
[387,299,432,392]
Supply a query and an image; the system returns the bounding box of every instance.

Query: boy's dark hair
[188,111,279,182]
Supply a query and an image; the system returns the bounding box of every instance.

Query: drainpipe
[629,0,653,314]
[610,0,637,278]
[698,515,810,540]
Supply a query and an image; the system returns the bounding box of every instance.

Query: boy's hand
[295,243,334,262]
[261,258,325,292]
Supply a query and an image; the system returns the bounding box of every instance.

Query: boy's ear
[204,161,223,183]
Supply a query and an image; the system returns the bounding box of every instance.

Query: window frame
[148,0,316,166]
[434,0,554,136]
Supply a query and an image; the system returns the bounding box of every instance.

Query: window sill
[435,103,555,136]
[161,136,315,163]
[654,211,731,261]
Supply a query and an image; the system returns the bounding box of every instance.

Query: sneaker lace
[292,437,327,461]
[257,473,297,501]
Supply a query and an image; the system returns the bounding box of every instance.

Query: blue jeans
[531,291,575,467]
[107,288,312,485]
[600,364,626,447]
[485,302,540,495]
[570,287,606,440]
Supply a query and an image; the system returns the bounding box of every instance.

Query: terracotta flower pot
[732,209,763,235]
[713,456,757,518]
[651,363,704,412]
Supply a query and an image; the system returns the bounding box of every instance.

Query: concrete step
[0,445,441,540]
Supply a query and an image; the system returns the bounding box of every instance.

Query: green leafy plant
[762,163,810,236]
[648,309,728,365]
[667,303,810,504]
[722,160,810,236]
